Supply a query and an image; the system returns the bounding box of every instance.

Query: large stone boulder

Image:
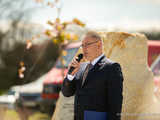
[52,32,160,120]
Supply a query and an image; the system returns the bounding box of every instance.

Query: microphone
[68,53,83,74]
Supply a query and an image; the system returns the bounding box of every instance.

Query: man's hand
[68,56,81,76]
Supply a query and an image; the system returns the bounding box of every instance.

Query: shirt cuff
[67,74,75,81]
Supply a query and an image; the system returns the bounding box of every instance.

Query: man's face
[82,36,102,61]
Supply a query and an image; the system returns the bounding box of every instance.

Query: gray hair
[84,31,102,41]
[81,30,102,42]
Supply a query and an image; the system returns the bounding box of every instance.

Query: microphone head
[77,53,83,62]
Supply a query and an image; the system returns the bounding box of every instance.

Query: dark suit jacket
[62,55,123,120]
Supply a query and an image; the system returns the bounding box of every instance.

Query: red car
[41,42,81,111]
[148,40,160,67]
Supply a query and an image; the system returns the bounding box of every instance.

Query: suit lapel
[81,55,106,88]
[92,55,106,71]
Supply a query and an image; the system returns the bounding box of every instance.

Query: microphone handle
[68,66,75,74]
[68,53,83,75]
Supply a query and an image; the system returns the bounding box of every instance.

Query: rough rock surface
[52,92,74,120]
[52,32,160,120]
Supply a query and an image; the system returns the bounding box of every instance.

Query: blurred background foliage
[0,39,59,90]
[141,31,160,40]
[0,0,86,92]
[0,0,60,92]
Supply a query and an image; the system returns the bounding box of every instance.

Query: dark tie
[82,63,93,86]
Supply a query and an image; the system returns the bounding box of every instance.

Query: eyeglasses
[81,41,99,48]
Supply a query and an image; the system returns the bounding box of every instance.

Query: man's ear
[97,42,101,48]
[98,44,100,48]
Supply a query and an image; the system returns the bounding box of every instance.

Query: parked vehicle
[0,89,19,109]
[151,55,160,76]
[151,55,160,100]
[148,40,160,67]
[15,74,46,108]
[41,42,81,108]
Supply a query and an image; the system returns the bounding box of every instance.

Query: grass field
[0,106,51,120]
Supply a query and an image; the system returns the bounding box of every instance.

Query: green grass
[0,109,51,120]
[3,110,20,120]
[28,112,51,120]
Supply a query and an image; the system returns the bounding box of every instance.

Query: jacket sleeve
[61,76,77,97]
[107,63,124,120]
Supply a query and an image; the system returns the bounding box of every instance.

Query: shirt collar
[91,53,104,66]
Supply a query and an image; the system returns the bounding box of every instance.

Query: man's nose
[82,47,86,50]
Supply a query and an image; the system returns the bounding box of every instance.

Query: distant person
[62,31,124,120]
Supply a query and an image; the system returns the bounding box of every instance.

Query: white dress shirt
[67,54,104,81]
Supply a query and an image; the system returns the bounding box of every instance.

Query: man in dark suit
[62,31,124,120]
